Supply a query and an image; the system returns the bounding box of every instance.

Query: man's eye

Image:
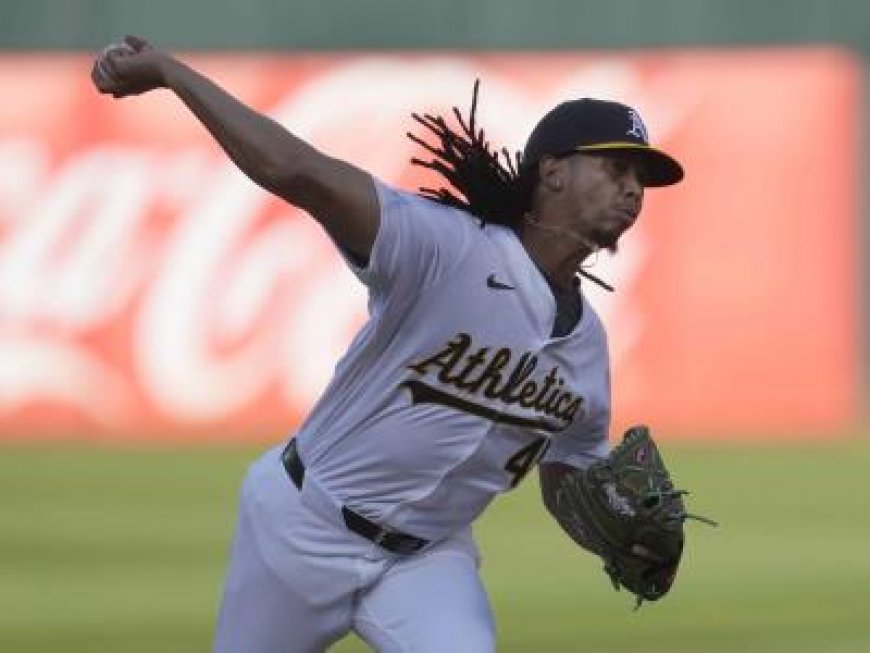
[608,158,630,176]
[607,157,644,183]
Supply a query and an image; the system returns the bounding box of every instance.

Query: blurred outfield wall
[0,1,866,442]
[3,0,870,52]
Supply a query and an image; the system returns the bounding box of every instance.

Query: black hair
[407,80,535,228]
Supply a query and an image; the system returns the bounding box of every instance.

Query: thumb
[123,34,152,53]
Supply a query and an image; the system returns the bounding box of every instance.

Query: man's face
[544,152,645,252]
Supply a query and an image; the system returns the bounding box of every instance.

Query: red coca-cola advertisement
[0,48,859,441]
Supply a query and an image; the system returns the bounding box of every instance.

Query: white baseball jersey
[293,179,611,543]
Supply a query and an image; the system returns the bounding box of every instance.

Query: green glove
[556,425,716,608]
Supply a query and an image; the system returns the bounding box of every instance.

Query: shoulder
[578,295,610,350]
[372,179,488,263]
[359,179,486,288]
[374,179,479,228]
[581,295,605,329]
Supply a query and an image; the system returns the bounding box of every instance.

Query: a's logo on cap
[627,109,649,143]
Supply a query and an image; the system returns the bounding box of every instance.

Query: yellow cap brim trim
[574,142,684,187]
[575,142,658,153]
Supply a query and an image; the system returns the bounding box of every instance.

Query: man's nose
[623,169,643,198]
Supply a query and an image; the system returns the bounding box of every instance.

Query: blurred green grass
[2,438,869,652]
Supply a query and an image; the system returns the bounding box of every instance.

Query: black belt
[281,439,428,555]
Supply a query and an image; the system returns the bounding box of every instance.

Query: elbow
[231,131,325,205]
[258,156,325,210]
[254,156,286,192]
[256,157,302,194]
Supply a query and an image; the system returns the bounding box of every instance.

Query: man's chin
[591,229,621,253]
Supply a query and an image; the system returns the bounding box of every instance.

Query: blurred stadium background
[2,1,869,651]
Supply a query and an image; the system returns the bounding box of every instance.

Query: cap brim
[576,142,684,187]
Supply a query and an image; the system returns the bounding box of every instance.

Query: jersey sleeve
[344,178,474,298]
[540,419,611,469]
[540,306,612,469]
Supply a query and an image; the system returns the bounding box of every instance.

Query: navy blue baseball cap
[522,99,684,187]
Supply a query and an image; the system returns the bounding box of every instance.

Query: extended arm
[91,36,379,259]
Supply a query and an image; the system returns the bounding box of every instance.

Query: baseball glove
[555,425,716,608]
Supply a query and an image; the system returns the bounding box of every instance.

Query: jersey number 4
[504,437,550,488]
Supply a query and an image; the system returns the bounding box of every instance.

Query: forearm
[93,37,379,256]
[161,58,317,197]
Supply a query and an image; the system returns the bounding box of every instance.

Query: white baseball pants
[212,445,496,653]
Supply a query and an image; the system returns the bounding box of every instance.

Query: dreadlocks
[407,80,534,228]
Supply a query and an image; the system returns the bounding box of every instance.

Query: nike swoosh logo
[487,274,515,291]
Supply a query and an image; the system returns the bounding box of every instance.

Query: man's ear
[537,155,565,192]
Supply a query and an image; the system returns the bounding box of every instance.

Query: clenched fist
[91,35,170,98]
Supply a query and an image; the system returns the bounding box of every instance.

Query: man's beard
[588,225,621,254]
